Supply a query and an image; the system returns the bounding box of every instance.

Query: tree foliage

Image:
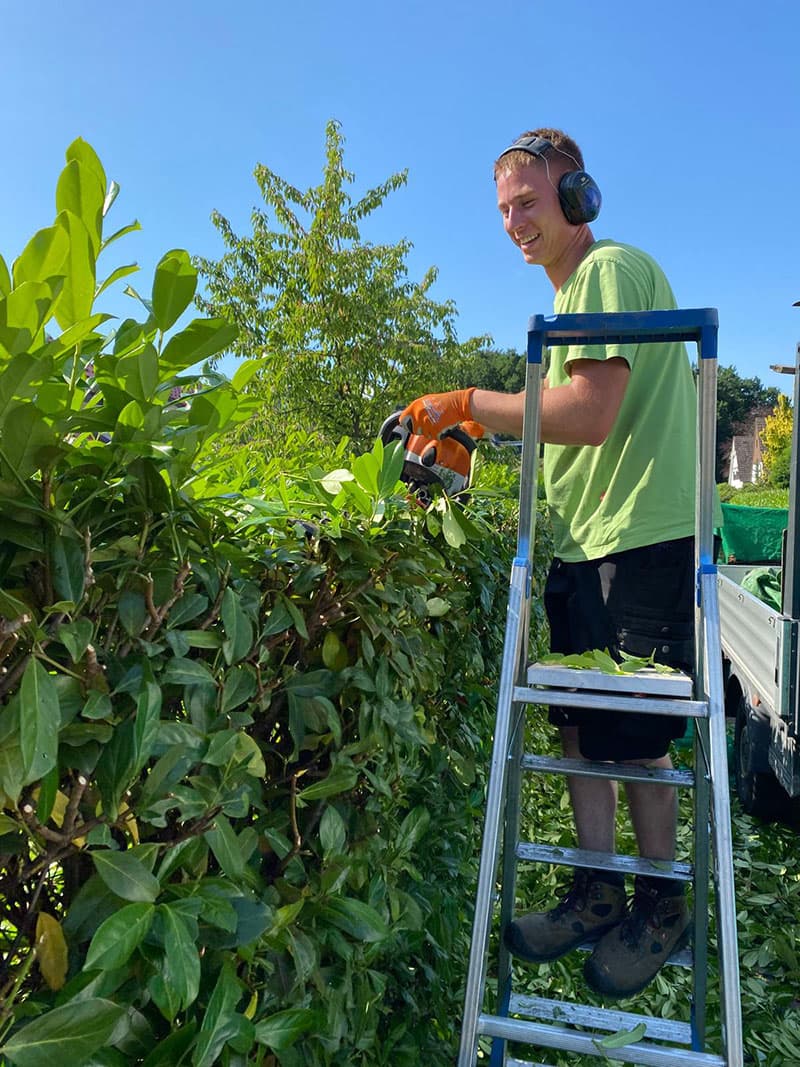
[760,392,794,488]
[452,346,527,395]
[716,365,781,481]
[196,121,487,453]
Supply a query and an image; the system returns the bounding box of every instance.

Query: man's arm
[469,357,630,445]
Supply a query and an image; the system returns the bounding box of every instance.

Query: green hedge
[0,141,552,1065]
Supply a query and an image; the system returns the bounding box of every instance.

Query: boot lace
[549,870,592,920]
[620,881,662,948]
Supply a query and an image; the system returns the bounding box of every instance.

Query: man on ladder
[401,127,698,998]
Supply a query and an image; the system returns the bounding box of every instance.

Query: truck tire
[733,697,786,821]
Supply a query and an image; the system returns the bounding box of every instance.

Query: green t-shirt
[545,240,697,562]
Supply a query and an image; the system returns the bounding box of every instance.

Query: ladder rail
[456,561,533,1067]
[701,570,743,1065]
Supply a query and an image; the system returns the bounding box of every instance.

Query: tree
[761,393,794,487]
[196,121,487,452]
[452,346,527,394]
[716,365,781,481]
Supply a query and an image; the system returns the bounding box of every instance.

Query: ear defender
[497,135,602,225]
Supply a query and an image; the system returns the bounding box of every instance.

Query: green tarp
[717,503,788,564]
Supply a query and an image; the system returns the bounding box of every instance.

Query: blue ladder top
[526,307,718,363]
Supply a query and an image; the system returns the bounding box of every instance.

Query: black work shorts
[545,537,694,761]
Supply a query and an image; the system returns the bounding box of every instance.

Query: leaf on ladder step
[593,1021,647,1053]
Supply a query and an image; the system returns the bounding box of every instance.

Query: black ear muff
[497,135,602,225]
[557,170,602,225]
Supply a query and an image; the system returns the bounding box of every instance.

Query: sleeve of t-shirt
[562,255,653,370]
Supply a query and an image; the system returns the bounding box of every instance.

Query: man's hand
[405,433,472,482]
[400,388,476,438]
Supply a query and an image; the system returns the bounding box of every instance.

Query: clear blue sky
[4,1,799,391]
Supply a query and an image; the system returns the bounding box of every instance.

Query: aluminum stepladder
[458,309,743,1067]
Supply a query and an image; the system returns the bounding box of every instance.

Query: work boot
[504,870,626,963]
[584,876,690,998]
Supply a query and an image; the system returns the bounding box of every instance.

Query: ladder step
[478,1014,726,1066]
[528,662,694,698]
[508,993,692,1044]
[514,842,693,882]
[514,684,708,718]
[521,754,695,788]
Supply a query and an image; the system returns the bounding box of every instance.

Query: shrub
[0,141,551,1065]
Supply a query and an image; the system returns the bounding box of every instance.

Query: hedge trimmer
[379,412,479,505]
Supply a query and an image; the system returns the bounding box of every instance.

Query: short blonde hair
[494,127,585,180]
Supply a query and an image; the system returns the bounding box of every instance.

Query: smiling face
[496,160,593,289]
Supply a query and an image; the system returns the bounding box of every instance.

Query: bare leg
[623,753,678,860]
[560,726,618,853]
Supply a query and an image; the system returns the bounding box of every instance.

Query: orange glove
[400,388,476,438]
[405,433,473,483]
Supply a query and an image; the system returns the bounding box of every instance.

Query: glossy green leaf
[11,225,70,288]
[35,764,59,823]
[234,731,266,777]
[100,219,142,253]
[133,678,161,766]
[56,157,105,257]
[0,403,59,481]
[57,618,94,663]
[152,249,197,332]
[19,658,59,784]
[595,1021,648,1049]
[378,438,405,496]
[261,597,294,637]
[54,210,96,330]
[92,849,161,902]
[203,729,239,767]
[230,357,261,391]
[84,902,155,970]
[160,904,200,1009]
[0,697,25,802]
[0,281,57,353]
[81,691,112,720]
[351,450,380,496]
[298,765,358,802]
[192,960,242,1067]
[319,897,389,942]
[254,1008,319,1051]
[148,971,181,1023]
[116,398,145,430]
[140,1023,197,1067]
[94,719,137,816]
[0,341,47,415]
[425,596,450,617]
[322,631,348,670]
[65,137,107,205]
[205,815,245,879]
[220,665,257,714]
[0,998,124,1067]
[441,504,467,548]
[162,657,216,687]
[319,805,347,858]
[95,262,139,299]
[50,534,85,605]
[394,805,431,856]
[160,317,238,374]
[221,587,253,664]
[116,343,159,402]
